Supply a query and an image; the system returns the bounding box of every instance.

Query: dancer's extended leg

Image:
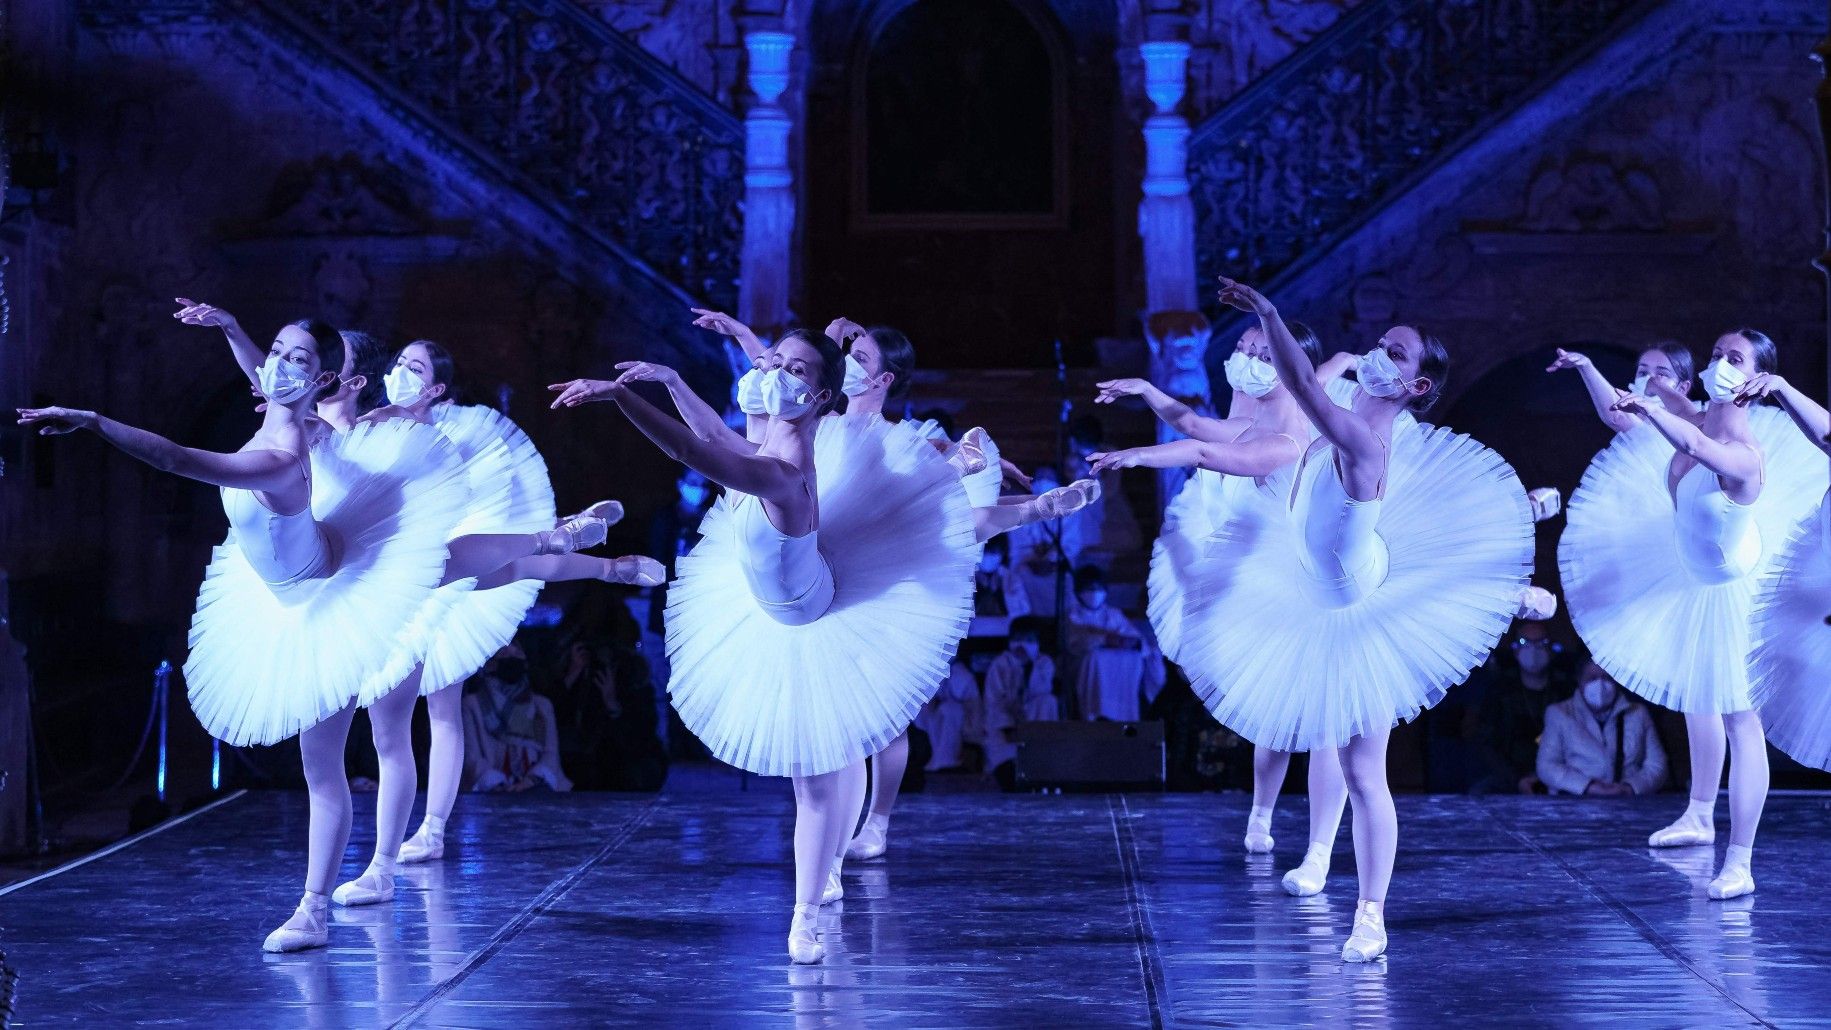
[1283,749,1348,897]
[1339,725,1395,962]
[263,703,358,953]
[401,682,464,864]
[789,768,848,963]
[1710,710,1767,900]
[473,553,663,591]
[1650,713,1725,847]
[847,732,909,860]
[823,758,870,903]
[1246,746,1289,854]
[334,672,421,906]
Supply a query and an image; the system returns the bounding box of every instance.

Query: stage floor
[4,787,1828,1027]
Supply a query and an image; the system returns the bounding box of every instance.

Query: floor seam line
[0,789,248,897]
[1108,794,1169,1030]
[390,797,664,1029]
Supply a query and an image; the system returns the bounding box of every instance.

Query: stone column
[738,29,794,339]
[1137,38,1208,504]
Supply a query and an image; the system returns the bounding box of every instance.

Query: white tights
[1679,711,1768,849]
[1248,746,1348,851]
[298,704,359,896]
[1335,724,1396,908]
[793,761,866,907]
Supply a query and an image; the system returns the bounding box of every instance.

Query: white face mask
[841,353,876,398]
[735,367,768,415]
[1580,679,1617,711]
[1224,353,1280,398]
[759,367,820,419]
[1700,359,1747,403]
[258,356,317,405]
[1355,347,1419,399]
[384,365,429,407]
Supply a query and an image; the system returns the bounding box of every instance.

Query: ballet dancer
[337,339,661,897]
[1736,370,1831,771]
[826,321,1100,874]
[158,302,628,944]
[680,312,1098,869]
[1559,329,1825,899]
[1547,340,1699,433]
[550,329,977,963]
[1088,319,1351,898]
[19,313,477,953]
[1166,277,1533,960]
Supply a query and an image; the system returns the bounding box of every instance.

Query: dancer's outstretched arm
[1094,378,1246,444]
[1087,435,1302,477]
[553,380,802,502]
[1546,349,1640,433]
[173,299,265,384]
[691,308,767,360]
[17,405,301,491]
[1612,393,1762,484]
[1737,373,1831,455]
[1218,278,1381,462]
[608,362,755,453]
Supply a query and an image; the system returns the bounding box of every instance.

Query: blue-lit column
[739,30,794,338]
[1138,40,1196,314]
[1137,39,1208,504]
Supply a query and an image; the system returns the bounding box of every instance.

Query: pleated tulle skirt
[416,405,557,694]
[1559,411,1828,714]
[1178,422,1533,752]
[1751,493,1831,768]
[185,419,470,745]
[665,416,978,776]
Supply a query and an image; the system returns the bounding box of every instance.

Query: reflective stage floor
[5,787,1829,1027]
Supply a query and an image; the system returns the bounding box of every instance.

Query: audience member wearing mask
[462,645,572,793]
[982,618,1059,790]
[918,660,980,771]
[1537,663,1668,797]
[1471,622,1575,794]
[1067,565,1158,721]
[972,534,1031,628]
[1008,465,1084,616]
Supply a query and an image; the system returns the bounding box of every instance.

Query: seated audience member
[552,592,668,790]
[1536,662,1668,797]
[463,644,572,793]
[1471,621,1576,794]
[919,659,980,771]
[974,534,1031,620]
[982,618,1058,791]
[1067,565,1156,721]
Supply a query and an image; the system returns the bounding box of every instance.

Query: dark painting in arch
[861,0,1060,220]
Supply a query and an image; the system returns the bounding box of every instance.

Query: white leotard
[1289,440,1389,609]
[219,452,327,587]
[735,492,834,626]
[1671,456,1761,585]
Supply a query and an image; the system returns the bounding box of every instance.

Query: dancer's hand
[172,297,239,329]
[1215,276,1273,315]
[16,406,96,435]
[689,308,751,339]
[825,317,866,345]
[612,361,680,388]
[1608,392,1651,416]
[1545,349,1591,373]
[1000,458,1032,491]
[547,378,621,409]
[1094,378,1151,404]
[1084,449,1142,474]
[1734,372,1787,406]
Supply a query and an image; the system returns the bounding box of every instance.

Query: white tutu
[1558,410,1828,714]
[416,405,558,694]
[1149,469,1241,665]
[185,420,471,746]
[665,416,978,776]
[1149,378,1397,668]
[1177,421,1533,751]
[1751,493,1831,768]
